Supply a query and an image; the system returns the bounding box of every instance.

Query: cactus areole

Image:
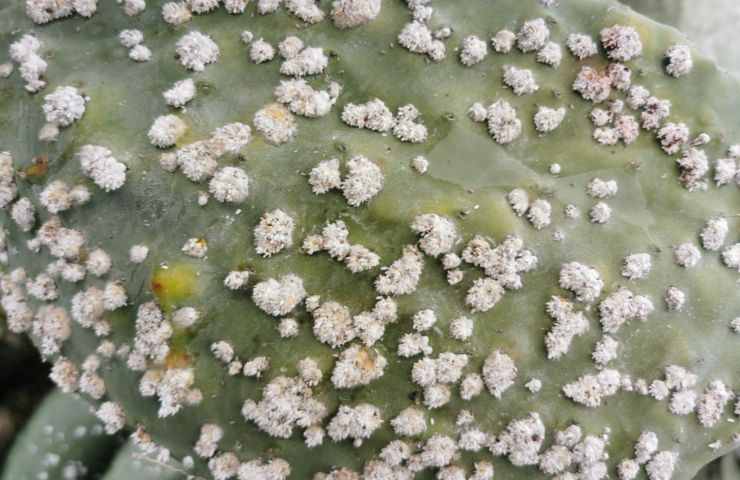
[1,0,740,479]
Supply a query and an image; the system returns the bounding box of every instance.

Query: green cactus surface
[0,391,122,480]
[1,0,739,479]
[101,440,188,480]
[1,391,190,480]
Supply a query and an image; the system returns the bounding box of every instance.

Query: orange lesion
[165,348,192,369]
[150,263,199,312]
[24,155,48,180]
[355,347,382,374]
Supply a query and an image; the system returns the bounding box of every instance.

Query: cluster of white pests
[7,34,48,93]
[158,123,251,202]
[274,78,342,119]
[468,99,524,144]
[2,1,740,479]
[25,0,100,25]
[457,14,740,197]
[40,86,89,143]
[302,219,380,273]
[77,145,127,192]
[506,188,553,229]
[342,99,429,144]
[308,155,385,207]
[119,29,152,63]
[163,77,197,108]
[396,8,448,62]
[160,0,378,30]
[175,31,220,72]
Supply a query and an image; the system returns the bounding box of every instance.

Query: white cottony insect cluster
[176,31,220,71]
[8,34,48,93]
[342,99,429,143]
[307,155,385,207]
[119,28,152,62]
[3,2,740,480]
[77,145,127,192]
[302,220,380,273]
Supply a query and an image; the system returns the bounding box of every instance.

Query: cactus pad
[1,0,739,479]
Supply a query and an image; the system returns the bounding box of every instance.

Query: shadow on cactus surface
[0,0,739,479]
[0,328,53,465]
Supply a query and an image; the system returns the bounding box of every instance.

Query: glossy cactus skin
[0,392,121,480]
[694,452,740,480]
[1,391,187,480]
[623,0,740,73]
[1,0,739,479]
[101,440,188,480]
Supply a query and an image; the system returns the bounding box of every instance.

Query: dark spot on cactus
[196,81,215,95]
[538,186,556,197]
[336,391,354,403]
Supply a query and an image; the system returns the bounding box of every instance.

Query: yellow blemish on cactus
[151,263,198,312]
